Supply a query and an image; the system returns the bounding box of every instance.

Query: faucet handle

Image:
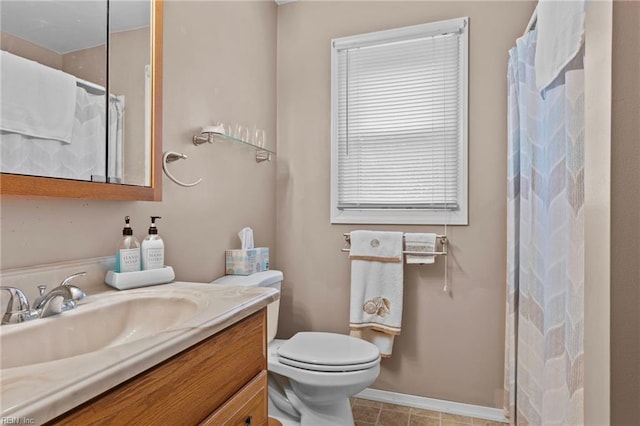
[66,285,86,302]
[37,285,47,296]
[59,272,87,302]
[0,286,38,325]
[60,272,87,287]
[0,286,30,311]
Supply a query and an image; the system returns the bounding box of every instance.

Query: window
[330,18,468,225]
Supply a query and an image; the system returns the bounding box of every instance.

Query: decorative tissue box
[225,248,269,275]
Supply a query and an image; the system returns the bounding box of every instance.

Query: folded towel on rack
[349,230,403,263]
[0,50,76,144]
[405,233,437,264]
[349,230,403,358]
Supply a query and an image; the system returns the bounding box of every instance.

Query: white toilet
[211,270,381,426]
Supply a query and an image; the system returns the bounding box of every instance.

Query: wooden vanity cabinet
[51,309,268,426]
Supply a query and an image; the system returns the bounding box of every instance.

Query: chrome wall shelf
[193,130,274,163]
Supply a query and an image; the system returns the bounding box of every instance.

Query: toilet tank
[211,270,282,343]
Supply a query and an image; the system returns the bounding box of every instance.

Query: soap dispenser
[115,216,141,273]
[141,216,164,270]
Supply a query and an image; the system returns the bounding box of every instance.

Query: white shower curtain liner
[505,29,585,425]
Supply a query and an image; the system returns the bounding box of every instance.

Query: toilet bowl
[211,271,381,425]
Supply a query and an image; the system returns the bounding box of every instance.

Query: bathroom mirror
[0,0,162,201]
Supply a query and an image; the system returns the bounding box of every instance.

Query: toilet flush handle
[245,415,252,425]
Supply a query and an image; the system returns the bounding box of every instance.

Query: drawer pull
[245,415,253,425]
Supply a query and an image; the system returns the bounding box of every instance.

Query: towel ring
[162,151,202,187]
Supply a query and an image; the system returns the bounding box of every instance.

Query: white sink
[0,293,198,369]
[0,281,279,424]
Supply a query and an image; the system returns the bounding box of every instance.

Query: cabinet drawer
[52,310,266,425]
[200,370,267,426]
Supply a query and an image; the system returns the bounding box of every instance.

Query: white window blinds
[331,18,468,225]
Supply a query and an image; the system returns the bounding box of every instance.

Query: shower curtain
[504,30,585,425]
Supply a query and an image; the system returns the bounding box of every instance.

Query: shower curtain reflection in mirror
[0,51,124,183]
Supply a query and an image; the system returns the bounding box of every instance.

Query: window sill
[330,208,468,225]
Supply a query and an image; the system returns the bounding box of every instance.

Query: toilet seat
[278,355,380,372]
[277,332,380,372]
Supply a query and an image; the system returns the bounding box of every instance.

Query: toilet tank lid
[211,270,283,287]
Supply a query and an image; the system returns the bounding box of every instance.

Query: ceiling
[0,0,150,54]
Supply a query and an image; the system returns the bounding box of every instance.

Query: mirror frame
[0,0,163,201]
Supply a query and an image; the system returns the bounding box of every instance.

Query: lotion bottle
[115,216,141,273]
[141,216,164,270]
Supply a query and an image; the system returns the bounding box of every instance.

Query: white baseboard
[354,388,508,423]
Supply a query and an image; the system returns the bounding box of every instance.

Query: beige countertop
[0,281,279,425]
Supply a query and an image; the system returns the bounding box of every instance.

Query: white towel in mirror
[0,51,76,144]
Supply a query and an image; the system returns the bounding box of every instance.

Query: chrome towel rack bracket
[342,232,448,256]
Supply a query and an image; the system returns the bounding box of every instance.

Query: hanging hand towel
[405,233,437,264]
[349,230,403,358]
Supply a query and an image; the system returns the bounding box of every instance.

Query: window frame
[330,17,469,225]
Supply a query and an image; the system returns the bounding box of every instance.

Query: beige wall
[611,1,640,423]
[62,45,107,87]
[276,1,535,407]
[1,1,278,286]
[110,28,152,186]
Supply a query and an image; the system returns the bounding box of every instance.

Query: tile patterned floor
[350,398,506,426]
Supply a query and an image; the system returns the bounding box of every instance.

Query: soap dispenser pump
[115,216,141,273]
[141,216,164,270]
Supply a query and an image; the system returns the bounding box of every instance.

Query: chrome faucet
[0,287,39,325]
[1,272,87,324]
[32,272,87,318]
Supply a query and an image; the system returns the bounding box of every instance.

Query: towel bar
[342,232,448,256]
